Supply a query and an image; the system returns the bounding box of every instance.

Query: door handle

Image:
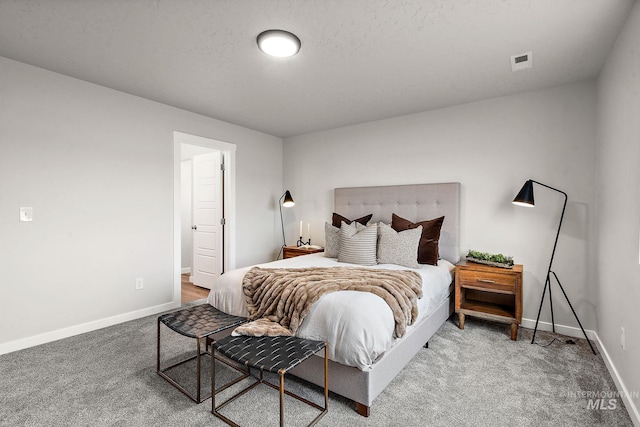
[191,225,197,230]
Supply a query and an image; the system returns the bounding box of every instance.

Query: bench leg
[324,345,329,412]
[157,322,209,403]
[196,337,201,403]
[156,318,161,372]
[211,345,216,416]
[279,371,285,427]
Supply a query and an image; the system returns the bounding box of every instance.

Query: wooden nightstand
[455,261,523,340]
[282,245,324,259]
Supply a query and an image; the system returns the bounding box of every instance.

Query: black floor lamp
[513,179,596,354]
[277,190,295,260]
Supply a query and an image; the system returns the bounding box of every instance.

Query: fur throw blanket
[233,266,422,338]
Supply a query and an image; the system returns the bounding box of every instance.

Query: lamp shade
[282,190,295,207]
[512,180,535,207]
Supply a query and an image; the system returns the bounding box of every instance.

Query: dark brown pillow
[331,212,373,228]
[391,214,444,265]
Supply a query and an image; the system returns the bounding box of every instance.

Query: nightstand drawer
[458,270,517,293]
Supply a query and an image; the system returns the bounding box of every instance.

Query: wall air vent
[510,51,533,72]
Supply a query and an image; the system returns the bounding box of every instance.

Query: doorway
[173,132,236,304]
[182,149,223,288]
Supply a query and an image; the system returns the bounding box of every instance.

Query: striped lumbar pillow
[338,221,378,266]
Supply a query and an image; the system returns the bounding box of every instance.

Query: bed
[207,182,460,416]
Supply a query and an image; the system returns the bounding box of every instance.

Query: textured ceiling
[0,0,635,138]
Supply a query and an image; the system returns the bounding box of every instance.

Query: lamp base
[531,271,596,354]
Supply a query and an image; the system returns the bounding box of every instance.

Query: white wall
[0,56,282,350]
[284,81,598,331]
[596,0,640,420]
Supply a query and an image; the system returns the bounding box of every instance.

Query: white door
[191,151,223,289]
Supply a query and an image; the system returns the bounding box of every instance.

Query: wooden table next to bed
[283,245,324,259]
[455,261,523,340]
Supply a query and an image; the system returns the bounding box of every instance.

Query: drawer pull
[477,279,496,284]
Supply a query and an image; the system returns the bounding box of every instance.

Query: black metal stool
[157,304,247,403]
[211,335,328,427]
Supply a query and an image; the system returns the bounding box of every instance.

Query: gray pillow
[377,222,422,268]
[338,221,378,266]
[324,222,340,258]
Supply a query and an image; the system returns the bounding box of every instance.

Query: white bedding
[207,253,454,371]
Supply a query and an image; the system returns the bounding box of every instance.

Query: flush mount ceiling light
[257,29,301,58]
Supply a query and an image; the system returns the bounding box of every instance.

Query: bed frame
[289,182,461,417]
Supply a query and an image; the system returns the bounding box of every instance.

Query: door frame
[173,131,236,304]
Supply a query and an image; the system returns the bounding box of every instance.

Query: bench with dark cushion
[211,335,328,427]
[157,304,247,403]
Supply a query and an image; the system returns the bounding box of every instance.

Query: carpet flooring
[0,301,633,426]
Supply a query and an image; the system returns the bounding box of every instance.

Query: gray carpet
[0,301,633,426]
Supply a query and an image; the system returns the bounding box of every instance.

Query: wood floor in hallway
[181,273,209,303]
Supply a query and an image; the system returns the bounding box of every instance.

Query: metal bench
[156,304,247,403]
[211,335,328,427]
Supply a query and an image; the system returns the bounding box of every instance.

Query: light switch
[20,207,33,222]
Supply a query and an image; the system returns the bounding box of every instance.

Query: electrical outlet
[135,277,144,290]
[621,327,626,350]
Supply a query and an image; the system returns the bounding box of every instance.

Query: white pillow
[377,222,422,268]
[338,221,378,266]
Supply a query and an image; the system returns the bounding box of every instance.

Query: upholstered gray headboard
[334,182,460,264]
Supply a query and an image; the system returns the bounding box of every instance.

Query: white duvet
[207,253,453,371]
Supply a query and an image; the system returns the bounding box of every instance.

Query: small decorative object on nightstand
[282,245,324,259]
[455,260,523,340]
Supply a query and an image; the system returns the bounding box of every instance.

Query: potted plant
[466,250,514,269]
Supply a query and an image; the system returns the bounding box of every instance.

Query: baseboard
[521,318,639,426]
[0,300,181,356]
[181,267,191,274]
[593,332,640,426]
[520,317,598,340]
